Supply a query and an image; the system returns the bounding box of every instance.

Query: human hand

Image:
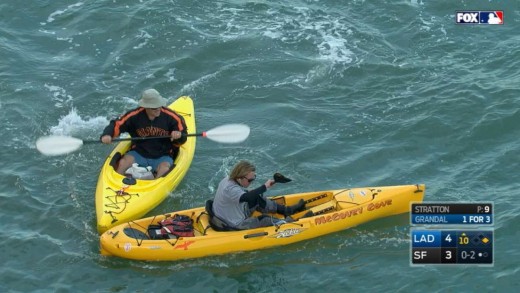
[264,179,275,189]
[170,131,182,141]
[101,135,112,144]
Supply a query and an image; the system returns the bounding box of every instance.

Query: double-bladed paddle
[36,123,250,156]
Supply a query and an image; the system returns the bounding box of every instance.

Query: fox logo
[456,12,479,23]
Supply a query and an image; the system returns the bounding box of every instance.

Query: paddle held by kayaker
[100,89,187,178]
[212,160,308,230]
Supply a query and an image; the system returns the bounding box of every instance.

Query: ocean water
[1,0,519,292]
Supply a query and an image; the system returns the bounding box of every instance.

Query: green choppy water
[1,0,518,292]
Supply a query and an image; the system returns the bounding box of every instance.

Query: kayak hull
[95,96,196,234]
[100,184,425,261]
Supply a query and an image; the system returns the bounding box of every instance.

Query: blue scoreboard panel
[410,202,494,266]
[411,230,493,265]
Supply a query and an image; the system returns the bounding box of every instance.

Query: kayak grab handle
[244,232,268,239]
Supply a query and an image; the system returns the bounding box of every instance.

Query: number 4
[445,234,452,242]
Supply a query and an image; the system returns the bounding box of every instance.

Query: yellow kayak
[95,96,196,234]
[100,184,425,261]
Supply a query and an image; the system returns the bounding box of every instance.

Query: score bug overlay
[410,202,494,266]
[456,11,503,25]
[411,230,493,265]
[411,203,493,226]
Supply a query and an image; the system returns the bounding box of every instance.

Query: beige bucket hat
[138,89,167,108]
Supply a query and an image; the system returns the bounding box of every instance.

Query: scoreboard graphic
[410,202,494,266]
[411,203,493,225]
[411,230,493,265]
[456,11,503,25]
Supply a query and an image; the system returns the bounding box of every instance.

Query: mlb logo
[479,11,503,25]
[456,11,503,25]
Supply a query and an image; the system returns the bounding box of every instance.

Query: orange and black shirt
[101,107,187,158]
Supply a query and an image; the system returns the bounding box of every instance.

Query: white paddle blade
[36,136,84,156]
[205,124,250,143]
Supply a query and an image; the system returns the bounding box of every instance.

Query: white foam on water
[38,29,56,35]
[205,3,354,64]
[44,83,73,108]
[49,108,109,137]
[179,60,249,94]
[261,8,355,66]
[120,95,139,108]
[262,30,282,39]
[45,2,84,24]
[180,71,219,94]
[133,30,153,50]
[165,68,177,82]
[316,33,353,64]
[410,0,424,6]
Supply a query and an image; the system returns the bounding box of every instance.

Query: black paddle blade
[273,173,292,183]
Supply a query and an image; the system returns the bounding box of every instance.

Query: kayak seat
[205,200,240,232]
[196,213,212,235]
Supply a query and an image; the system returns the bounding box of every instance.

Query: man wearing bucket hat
[101,89,187,178]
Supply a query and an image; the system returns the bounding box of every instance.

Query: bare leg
[155,162,171,178]
[116,154,135,175]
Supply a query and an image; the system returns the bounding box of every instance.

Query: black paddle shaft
[83,133,204,144]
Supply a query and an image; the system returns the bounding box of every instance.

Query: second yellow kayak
[95,96,196,234]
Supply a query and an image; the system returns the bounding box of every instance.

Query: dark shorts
[126,150,173,172]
